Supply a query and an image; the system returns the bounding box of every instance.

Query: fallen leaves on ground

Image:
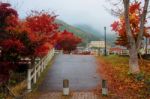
[97,55,150,99]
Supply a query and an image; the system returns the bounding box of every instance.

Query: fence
[27,48,55,91]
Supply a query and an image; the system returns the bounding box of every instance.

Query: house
[109,46,129,55]
[88,41,110,55]
[89,41,105,48]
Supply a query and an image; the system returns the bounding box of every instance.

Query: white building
[109,46,129,55]
[89,41,105,48]
[88,41,110,55]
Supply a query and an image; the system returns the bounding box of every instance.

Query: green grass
[102,55,129,66]
[98,55,130,80]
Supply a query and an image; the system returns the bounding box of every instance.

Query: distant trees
[111,0,150,73]
[56,30,82,53]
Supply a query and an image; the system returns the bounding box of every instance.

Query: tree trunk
[128,46,139,73]
[123,0,140,73]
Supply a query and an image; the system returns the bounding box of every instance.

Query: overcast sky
[2,0,117,34]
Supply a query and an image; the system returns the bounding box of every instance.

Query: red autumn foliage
[0,2,18,40]
[26,11,59,42]
[111,21,119,32]
[0,3,21,84]
[0,3,59,84]
[111,1,150,47]
[24,11,59,57]
[0,2,18,28]
[129,2,141,14]
[34,43,53,57]
[1,39,24,52]
[56,30,82,52]
[5,15,19,32]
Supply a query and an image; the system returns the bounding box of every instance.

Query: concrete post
[63,79,69,96]
[102,79,108,96]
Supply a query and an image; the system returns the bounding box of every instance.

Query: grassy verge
[5,81,27,99]
[97,55,150,99]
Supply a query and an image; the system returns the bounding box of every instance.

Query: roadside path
[38,54,101,92]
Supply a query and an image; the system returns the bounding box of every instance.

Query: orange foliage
[111,1,150,47]
[34,43,53,57]
[97,56,150,98]
[22,11,59,57]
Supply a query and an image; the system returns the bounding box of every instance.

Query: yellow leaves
[130,13,136,20]
[129,13,139,25]
[119,15,124,20]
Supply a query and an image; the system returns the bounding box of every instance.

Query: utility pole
[145,37,148,54]
[104,27,107,56]
[98,40,101,56]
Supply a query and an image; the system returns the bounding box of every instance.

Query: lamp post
[104,27,107,56]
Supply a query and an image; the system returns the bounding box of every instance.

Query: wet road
[38,54,100,92]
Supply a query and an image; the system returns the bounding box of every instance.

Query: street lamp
[104,27,107,56]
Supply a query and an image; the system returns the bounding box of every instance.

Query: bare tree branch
[137,0,150,50]
[104,0,123,17]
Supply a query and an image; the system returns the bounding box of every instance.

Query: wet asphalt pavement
[38,54,101,92]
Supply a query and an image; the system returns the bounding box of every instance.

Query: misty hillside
[55,19,117,46]
[75,24,101,37]
[55,19,100,46]
[75,24,117,46]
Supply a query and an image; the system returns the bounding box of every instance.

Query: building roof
[109,47,123,52]
[109,46,128,52]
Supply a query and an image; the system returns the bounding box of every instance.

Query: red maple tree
[0,4,60,84]
[0,2,20,84]
[111,2,150,47]
[24,11,59,58]
[56,30,82,53]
